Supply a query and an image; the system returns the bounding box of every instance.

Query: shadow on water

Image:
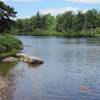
[27,63,44,69]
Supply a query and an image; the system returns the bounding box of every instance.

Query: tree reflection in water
[0,62,18,77]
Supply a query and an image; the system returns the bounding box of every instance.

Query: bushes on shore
[0,35,22,60]
[15,28,100,37]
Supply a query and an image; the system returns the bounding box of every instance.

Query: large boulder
[16,53,44,64]
[25,56,44,64]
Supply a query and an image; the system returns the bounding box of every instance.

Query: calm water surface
[1,36,100,100]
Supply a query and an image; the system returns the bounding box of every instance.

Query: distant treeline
[13,9,100,37]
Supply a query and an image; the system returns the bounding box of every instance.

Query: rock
[2,57,18,63]
[25,56,44,64]
[80,86,94,93]
[16,53,28,58]
[16,53,44,64]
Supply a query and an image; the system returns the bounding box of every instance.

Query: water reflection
[0,62,18,77]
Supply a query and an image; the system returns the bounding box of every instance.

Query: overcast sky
[3,0,100,18]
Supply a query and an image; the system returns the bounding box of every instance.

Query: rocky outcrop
[1,53,44,64]
[16,53,28,58]
[16,53,44,64]
[24,56,44,64]
[2,57,18,63]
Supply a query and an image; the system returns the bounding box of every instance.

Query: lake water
[1,36,100,100]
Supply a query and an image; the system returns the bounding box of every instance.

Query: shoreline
[0,76,8,90]
[0,76,8,99]
[16,35,100,39]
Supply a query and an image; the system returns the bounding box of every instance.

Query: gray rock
[2,57,18,63]
[27,56,44,64]
[16,53,28,58]
[16,53,44,64]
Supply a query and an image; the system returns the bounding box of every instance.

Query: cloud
[39,7,79,15]
[13,0,40,2]
[67,0,100,3]
[0,0,6,1]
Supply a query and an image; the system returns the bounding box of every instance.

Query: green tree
[0,1,17,33]
[83,9,98,30]
[13,9,100,37]
[72,11,84,32]
[56,11,73,32]
[15,19,24,32]
[33,12,48,29]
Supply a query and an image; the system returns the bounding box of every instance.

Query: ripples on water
[1,36,100,100]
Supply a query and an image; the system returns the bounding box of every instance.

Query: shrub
[0,34,22,60]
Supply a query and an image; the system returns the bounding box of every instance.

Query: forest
[13,9,100,37]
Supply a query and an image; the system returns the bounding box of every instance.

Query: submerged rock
[80,86,94,93]
[2,57,18,63]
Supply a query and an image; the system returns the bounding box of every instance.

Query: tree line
[13,9,100,37]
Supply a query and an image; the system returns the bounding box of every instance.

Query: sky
[2,0,100,18]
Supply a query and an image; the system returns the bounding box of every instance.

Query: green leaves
[0,35,22,60]
[0,1,17,33]
[13,9,100,37]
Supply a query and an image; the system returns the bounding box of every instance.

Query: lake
[1,36,100,100]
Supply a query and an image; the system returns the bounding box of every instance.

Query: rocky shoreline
[0,53,44,99]
[1,53,44,64]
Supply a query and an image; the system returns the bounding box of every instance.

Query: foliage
[0,34,22,60]
[0,1,17,33]
[13,9,100,37]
